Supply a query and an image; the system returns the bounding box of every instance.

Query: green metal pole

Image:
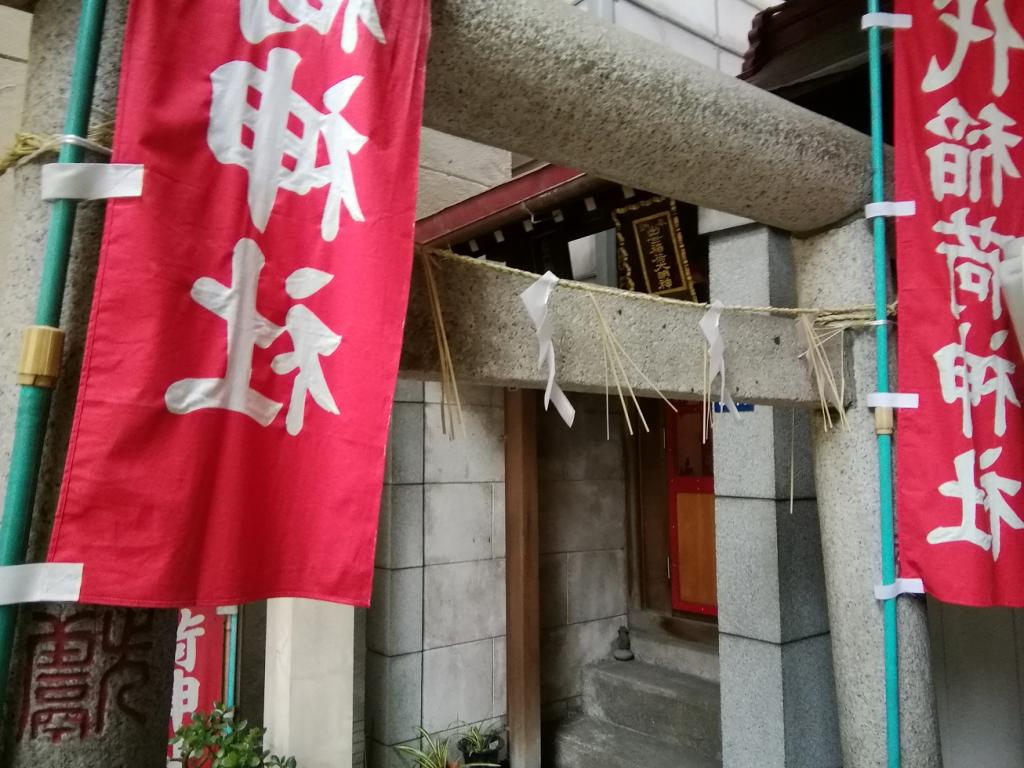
[865,4,901,768]
[225,609,239,710]
[0,0,108,706]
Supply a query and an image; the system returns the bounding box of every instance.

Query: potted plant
[456,723,504,767]
[168,703,298,768]
[395,727,499,768]
[394,728,457,768]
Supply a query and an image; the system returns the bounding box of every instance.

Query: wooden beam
[504,389,541,768]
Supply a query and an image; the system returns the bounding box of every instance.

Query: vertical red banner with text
[47,1,431,607]
[167,609,226,764]
[895,1,1024,606]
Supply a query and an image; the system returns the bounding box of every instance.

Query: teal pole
[225,609,239,709]
[865,4,901,768]
[0,0,108,706]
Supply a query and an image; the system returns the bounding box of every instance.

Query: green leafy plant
[395,727,498,768]
[456,722,503,765]
[394,728,452,768]
[458,723,498,756]
[168,703,298,768]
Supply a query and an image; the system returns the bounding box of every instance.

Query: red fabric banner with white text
[47,0,431,607]
[895,0,1024,606]
[168,608,226,763]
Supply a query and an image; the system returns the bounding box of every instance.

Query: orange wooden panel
[675,492,717,609]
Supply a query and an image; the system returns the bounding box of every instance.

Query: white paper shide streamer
[520,272,576,427]
[699,300,739,418]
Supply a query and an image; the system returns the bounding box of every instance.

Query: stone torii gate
[0,1,941,767]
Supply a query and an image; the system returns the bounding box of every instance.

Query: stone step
[583,660,721,761]
[552,715,720,768]
[630,627,719,682]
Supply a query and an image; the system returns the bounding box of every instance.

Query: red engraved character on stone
[18,610,99,743]
[96,609,154,732]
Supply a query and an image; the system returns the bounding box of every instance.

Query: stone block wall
[365,387,631,764]
[538,394,628,721]
[366,381,508,768]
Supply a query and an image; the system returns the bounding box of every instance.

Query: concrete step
[552,715,720,768]
[583,660,721,761]
[630,627,720,682]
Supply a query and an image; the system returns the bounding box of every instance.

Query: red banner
[895,1,1024,606]
[47,1,431,606]
[168,608,226,763]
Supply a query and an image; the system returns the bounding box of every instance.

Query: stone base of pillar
[720,633,840,768]
[2,604,176,768]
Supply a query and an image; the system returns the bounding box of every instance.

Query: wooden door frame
[504,389,541,768]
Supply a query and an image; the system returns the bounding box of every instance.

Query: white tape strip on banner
[520,272,576,427]
[874,578,925,601]
[698,300,740,420]
[216,605,239,616]
[0,563,83,605]
[861,12,913,30]
[866,392,920,409]
[41,163,144,201]
[864,200,916,219]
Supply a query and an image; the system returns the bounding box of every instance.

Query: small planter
[458,735,504,766]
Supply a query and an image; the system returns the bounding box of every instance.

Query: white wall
[570,0,771,75]
[929,601,1024,767]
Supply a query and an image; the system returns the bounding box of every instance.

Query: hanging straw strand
[0,121,115,176]
[418,248,464,439]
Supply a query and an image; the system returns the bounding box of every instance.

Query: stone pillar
[264,599,354,768]
[709,222,842,768]
[792,219,941,768]
[0,2,177,766]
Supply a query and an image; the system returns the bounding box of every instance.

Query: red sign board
[168,609,226,763]
[47,0,431,606]
[895,1,1024,606]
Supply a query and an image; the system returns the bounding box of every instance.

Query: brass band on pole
[874,406,894,436]
[16,325,65,388]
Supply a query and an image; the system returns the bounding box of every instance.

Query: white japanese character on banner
[934,322,1020,438]
[239,0,385,53]
[208,48,368,242]
[170,668,200,732]
[932,447,1024,560]
[933,208,1022,319]
[926,99,1021,206]
[271,268,342,436]
[174,609,205,674]
[170,609,205,733]
[924,0,1024,97]
[165,238,342,436]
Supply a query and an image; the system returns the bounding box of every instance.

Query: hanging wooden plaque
[613,196,697,300]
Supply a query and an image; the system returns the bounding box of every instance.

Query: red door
[665,404,717,616]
